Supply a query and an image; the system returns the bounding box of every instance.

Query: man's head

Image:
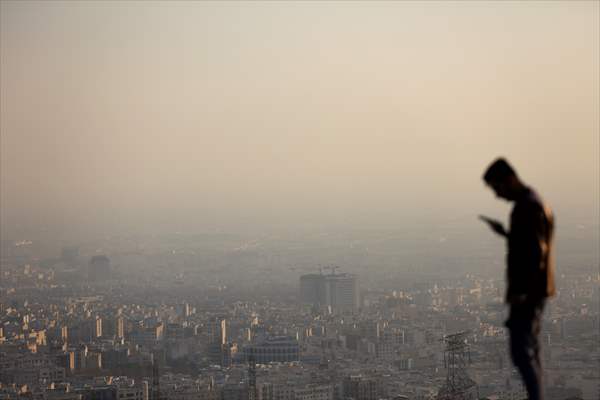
[483,158,522,201]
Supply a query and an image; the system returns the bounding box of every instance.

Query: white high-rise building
[299,271,359,312]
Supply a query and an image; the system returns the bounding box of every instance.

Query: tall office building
[88,255,111,282]
[94,316,102,338]
[299,271,359,312]
[206,317,228,365]
[117,317,125,339]
[207,317,227,345]
[324,273,359,311]
[300,274,326,306]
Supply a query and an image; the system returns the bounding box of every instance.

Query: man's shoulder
[511,189,554,230]
[518,188,547,209]
[512,188,551,221]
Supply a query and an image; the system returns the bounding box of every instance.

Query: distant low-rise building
[242,336,299,364]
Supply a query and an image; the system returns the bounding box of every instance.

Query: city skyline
[0,2,598,399]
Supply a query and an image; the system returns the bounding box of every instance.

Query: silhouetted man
[481,158,555,400]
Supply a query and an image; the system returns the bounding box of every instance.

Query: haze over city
[1,2,598,239]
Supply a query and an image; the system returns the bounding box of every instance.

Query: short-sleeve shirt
[507,188,555,303]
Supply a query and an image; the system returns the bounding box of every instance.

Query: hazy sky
[1,1,598,238]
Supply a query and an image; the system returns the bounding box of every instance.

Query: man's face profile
[488,181,510,201]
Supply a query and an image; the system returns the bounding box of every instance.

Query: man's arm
[479,215,508,237]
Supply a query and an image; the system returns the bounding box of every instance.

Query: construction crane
[323,265,340,275]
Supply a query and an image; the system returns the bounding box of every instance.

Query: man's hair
[483,158,517,184]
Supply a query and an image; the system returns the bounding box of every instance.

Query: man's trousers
[506,301,545,400]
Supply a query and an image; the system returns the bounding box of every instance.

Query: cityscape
[0,231,598,400]
[1,2,598,400]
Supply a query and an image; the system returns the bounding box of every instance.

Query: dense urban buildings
[0,233,598,400]
[1,0,598,399]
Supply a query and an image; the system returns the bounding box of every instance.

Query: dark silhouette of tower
[248,355,257,400]
[152,359,160,400]
[61,246,79,267]
[89,255,111,282]
[437,332,478,400]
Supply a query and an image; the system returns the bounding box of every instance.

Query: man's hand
[479,215,508,237]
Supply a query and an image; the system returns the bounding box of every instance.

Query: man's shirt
[507,187,555,303]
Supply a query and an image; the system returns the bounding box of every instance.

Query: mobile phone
[478,215,494,223]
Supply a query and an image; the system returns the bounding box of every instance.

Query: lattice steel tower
[152,358,161,400]
[248,355,257,400]
[437,331,478,400]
